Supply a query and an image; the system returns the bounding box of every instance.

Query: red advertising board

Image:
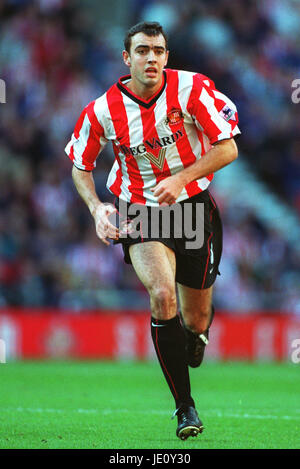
[0,309,299,361]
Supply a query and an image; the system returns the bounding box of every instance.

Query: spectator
[0,0,299,313]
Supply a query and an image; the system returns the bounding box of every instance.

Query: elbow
[228,139,238,162]
[231,147,238,162]
[214,138,238,164]
[72,164,78,183]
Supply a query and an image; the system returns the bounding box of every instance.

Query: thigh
[175,191,223,289]
[177,283,213,332]
[129,241,177,319]
[129,242,177,321]
[129,241,176,288]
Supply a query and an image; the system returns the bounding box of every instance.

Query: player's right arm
[72,166,119,246]
[65,101,119,245]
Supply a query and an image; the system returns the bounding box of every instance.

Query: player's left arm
[152,79,240,205]
[151,138,238,204]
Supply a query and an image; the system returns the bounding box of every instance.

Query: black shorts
[113,190,223,290]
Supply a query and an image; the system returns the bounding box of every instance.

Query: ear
[122,50,131,68]
[164,50,169,67]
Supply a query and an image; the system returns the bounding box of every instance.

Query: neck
[126,75,164,100]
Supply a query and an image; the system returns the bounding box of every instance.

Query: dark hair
[124,21,168,53]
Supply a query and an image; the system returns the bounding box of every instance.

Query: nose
[147,49,156,62]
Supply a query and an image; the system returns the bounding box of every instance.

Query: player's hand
[93,203,119,246]
[150,174,185,205]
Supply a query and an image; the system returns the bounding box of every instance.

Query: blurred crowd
[0,0,299,313]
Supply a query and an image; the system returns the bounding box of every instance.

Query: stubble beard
[139,70,162,90]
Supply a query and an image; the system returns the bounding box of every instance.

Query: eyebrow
[134,45,166,51]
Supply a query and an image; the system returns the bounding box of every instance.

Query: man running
[65,21,240,440]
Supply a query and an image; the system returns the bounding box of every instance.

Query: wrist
[176,170,189,187]
[90,201,104,218]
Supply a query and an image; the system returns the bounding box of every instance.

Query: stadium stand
[0,0,299,314]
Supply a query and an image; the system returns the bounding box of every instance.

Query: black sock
[151,315,195,409]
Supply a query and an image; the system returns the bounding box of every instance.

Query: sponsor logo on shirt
[117,128,185,170]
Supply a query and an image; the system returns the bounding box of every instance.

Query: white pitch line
[1,407,98,415]
[0,407,299,421]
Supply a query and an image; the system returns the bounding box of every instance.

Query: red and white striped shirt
[65,68,240,206]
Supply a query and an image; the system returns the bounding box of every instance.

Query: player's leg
[178,284,214,334]
[129,241,198,425]
[177,283,215,368]
[129,241,177,320]
[173,264,216,430]
[175,190,222,368]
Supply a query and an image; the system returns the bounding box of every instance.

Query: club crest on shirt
[219,104,236,122]
[165,108,184,126]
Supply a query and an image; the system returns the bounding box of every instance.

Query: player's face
[123,32,169,92]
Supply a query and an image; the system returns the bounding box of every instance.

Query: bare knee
[149,285,177,320]
[182,308,211,334]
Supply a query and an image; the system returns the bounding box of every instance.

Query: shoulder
[84,80,120,116]
[165,68,216,92]
[72,90,109,136]
[93,90,109,115]
[75,91,106,123]
[86,83,119,131]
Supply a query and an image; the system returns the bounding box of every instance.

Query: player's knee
[149,285,177,318]
[190,324,207,335]
[185,320,207,335]
[183,309,211,334]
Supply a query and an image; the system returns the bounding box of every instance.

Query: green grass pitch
[0,360,299,449]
